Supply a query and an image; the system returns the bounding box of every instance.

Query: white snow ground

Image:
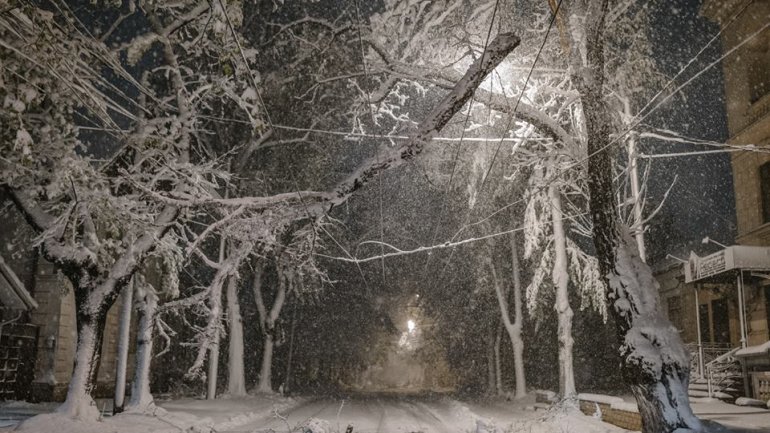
[691,398,770,432]
[1,393,769,432]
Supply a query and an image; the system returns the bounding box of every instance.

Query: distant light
[407,319,416,333]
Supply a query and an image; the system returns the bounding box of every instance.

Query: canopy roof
[684,245,770,284]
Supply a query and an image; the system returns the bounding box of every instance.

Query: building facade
[655,0,770,401]
[0,202,131,402]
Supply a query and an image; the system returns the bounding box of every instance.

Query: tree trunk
[494,322,503,396]
[57,306,106,419]
[549,185,576,398]
[127,288,157,411]
[509,233,527,399]
[491,233,528,399]
[226,276,247,397]
[253,262,287,394]
[572,2,701,431]
[207,330,220,400]
[113,281,134,414]
[206,238,228,400]
[256,333,275,393]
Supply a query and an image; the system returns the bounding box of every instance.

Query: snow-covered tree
[521,160,604,399]
[0,5,210,418]
[565,1,701,431]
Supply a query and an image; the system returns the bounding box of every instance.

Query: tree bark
[226,276,247,396]
[113,282,134,414]
[57,304,107,419]
[127,288,157,411]
[253,261,288,393]
[257,334,275,393]
[494,322,503,396]
[509,233,527,399]
[207,312,221,400]
[571,2,701,431]
[549,184,576,398]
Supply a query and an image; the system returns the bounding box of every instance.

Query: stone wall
[578,398,641,431]
[535,391,642,432]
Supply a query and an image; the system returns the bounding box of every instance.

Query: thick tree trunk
[253,261,287,394]
[256,333,275,393]
[509,233,527,399]
[491,233,528,399]
[58,306,107,419]
[226,276,247,397]
[127,289,157,411]
[572,2,701,431]
[549,185,576,398]
[113,282,134,414]
[207,331,220,400]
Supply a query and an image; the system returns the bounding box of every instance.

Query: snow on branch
[320,32,521,209]
[365,38,575,149]
[159,32,520,220]
[4,187,56,232]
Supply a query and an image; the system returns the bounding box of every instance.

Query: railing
[685,342,744,400]
[705,347,742,399]
[686,342,733,380]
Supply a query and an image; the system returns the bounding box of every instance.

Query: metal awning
[683,245,770,354]
[684,245,770,284]
[0,255,37,311]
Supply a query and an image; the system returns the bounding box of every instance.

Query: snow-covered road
[221,395,497,433]
[222,396,473,433]
[6,393,770,432]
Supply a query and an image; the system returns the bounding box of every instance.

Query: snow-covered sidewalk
[691,398,770,432]
[3,394,302,433]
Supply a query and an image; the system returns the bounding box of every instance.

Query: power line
[433,0,563,279]
[215,0,374,294]
[353,0,387,282]
[478,0,563,192]
[422,0,503,274]
[563,13,770,179]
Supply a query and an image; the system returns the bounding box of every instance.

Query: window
[760,162,770,223]
[711,298,731,344]
[667,296,683,331]
[765,285,770,335]
[748,54,770,104]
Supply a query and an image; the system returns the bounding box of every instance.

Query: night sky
[645,0,736,262]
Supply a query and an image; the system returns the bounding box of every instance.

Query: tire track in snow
[399,400,448,432]
[222,398,337,433]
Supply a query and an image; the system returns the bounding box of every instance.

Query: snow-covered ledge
[735,341,770,358]
[577,393,641,431]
